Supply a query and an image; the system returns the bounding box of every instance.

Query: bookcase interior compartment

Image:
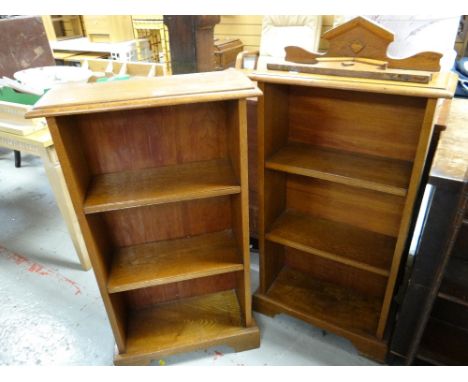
[32,69,262,365]
[55,100,245,213]
[252,73,452,363]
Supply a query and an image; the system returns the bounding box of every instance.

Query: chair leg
[14,150,21,168]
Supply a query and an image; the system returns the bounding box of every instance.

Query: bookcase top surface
[27,69,262,118]
[431,98,468,183]
[250,69,458,99]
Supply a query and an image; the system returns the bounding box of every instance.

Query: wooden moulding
[278,17,446,84]
[26,68,262,118]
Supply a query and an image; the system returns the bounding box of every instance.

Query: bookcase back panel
[75,101,231,174]
[285,247,387,299]
[124,272,238,310]
[288,87,427,161]
[102,196,232,247]
[287,175,404,237]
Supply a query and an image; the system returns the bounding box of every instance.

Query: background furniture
[81,58,166,78]
[0,102,91,270]
[214,38,244,70]
[28,69,262,365]
[163,16,220,74]
[41,16,84,41]
[236,16,322,70]
[0,16,55,79]
[49,38,151,63]
[389,98,468,365]
[82,16,135,43]
[250,17,457,362]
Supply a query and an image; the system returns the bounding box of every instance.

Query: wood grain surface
[84,159,240,213]
[108,230,243,293]
[267,142,412,196]
[267,209,395,276]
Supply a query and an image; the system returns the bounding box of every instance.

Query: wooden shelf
[83,159,240,214]
[419,318,468,365]
[266,210,395,276]
[263,267,381,337]
[115,290,257,364]
[438,257,468,307]
[266,142,412,196]
[107,230,243,293]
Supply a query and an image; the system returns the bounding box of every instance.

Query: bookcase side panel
[227,99,252,326]
[47,116,128,352]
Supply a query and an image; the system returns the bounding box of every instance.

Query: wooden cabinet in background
[214,38,244,70]
[164,16,220,74]
[42,16,84,41]
[83,16,134,43]
[27,69,262,365]
[389,98,468,365]
[250,69,457,362]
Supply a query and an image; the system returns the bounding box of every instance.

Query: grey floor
[0,148,377,366]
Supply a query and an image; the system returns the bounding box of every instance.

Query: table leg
[14,150,21,168]
[41,147,91,271]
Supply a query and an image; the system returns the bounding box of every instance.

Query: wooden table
[389,97,468,365]
[0,122,91,271]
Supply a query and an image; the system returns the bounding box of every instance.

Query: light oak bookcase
[250,69,457,362]
[27,69,261,365]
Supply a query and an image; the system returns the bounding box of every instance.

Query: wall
[213,15,337,52]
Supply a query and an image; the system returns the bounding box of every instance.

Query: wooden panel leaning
[26,69,262,365]
[249,17,457,363]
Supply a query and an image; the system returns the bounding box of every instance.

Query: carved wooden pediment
[284,16,443,72]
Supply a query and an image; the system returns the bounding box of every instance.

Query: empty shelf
[264,267,382,337]
[107,230,243,293]
[116,290,256,363]
[419,318,468,365]
[266,142,412,196]
[84,159,241,214]
[438,257,468,307]
[266,210,395,276]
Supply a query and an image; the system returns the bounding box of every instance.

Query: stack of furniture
[27,69,262,365]
[250,17,457,362]
[389,98,468,365]
[41,15,84,41]
[131,15,172,73]
[82,16,135,43]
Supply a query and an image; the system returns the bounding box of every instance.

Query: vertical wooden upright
[27,69,261,365]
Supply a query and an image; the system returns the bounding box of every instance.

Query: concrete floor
[0,148,377,366]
